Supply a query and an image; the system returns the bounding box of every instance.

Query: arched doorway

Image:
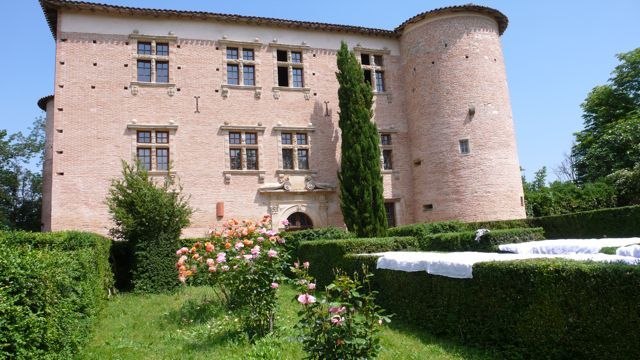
[286,212,313,231]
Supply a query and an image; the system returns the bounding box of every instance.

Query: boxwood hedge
[0,231,113,359]
[356,258,640,360]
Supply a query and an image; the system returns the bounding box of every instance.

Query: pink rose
[331,316,345,326]
[281,219,290,226]
[208,266,217,273]
[329,306,346,314]
[216,252,226,263]
[221,265,230,272]
[271,282,279,289]
[297,293,316,305]
[294,261,299,268]
[268,249,278,258]
[308,283,316,290]
[206,258,214,267]
[251,245,261,255]
[303,261,310,269]
[234,242,244,250]
[257,236,265,242]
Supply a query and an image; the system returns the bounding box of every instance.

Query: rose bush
[176,215,289,339]
[293,262,390,359]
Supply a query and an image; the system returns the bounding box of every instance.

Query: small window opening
[360,53,370,65]
[278,66,289,86]
[459,139,470,154]
[277,50,288,62]
[363,69,372,85]
[423,204,434,211]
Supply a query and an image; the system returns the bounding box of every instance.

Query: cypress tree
[336,41,387,237]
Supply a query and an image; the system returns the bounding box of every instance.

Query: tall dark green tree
[573,48,640,182]
[336,41,387,237]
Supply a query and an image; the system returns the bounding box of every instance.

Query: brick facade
[38,1,525,237]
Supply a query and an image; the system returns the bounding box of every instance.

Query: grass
[79,285,493,360]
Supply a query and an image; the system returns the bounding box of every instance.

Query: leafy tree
[522,167,616,217]
[0,117,45,231]
[106,161,192,293]
[606,164,640,206]
[573,48,640,182]
[336,41,387,237]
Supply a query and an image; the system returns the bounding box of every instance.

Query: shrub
[106,161,192,293]
[531,204,640,238]
[293,264,390,359]
[281,227,354,252]
[297,237,418,287]
[178,216,289,339]
[424,228,545,252]
[0,231,112,359]
[361,258,640,360]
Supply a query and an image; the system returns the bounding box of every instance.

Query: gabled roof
[38,0,508,40]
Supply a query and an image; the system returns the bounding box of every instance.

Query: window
[227,64,239,85]
[226,130,260,171]
[137,60,151,82]
[137,148,151,170]
[156,148,169,171]
[297,149,309,170]
[243,65,255,86]
[384,202,396,227]
[291,51,302,63]
[134,40,172,84]
[276,49,305,88]
[281,133,292,145]
[375,71,385,92]
[459,139,470,154]
[229,149,242,170]
[229,132,241,145]
[246,149,258,170]
[137,131,151,143]
[380,133,393,170]
[156,131,169,144]
[156,43,169,56]
[224,45,257,86]
[360,52,386,93]
[156,61,169,83]
[243,48,254,60]
[137,42,152,55]
[135,129,172,172]
[292,68,304,88]
[383,149,393,170]
[226,47,239,60]
[280,131,311,171]
[282,149,294,169]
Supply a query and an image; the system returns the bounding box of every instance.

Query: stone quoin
[37,0,525,237]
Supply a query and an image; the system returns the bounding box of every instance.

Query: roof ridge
[39,0,508,40]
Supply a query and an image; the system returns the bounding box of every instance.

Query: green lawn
[79,285,493,360]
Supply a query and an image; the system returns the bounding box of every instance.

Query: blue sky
[2,0,639,180]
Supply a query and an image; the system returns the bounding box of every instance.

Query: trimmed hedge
[0,231,113,359]
[297,236,418,286]
[531,205,640,239]
[355,258,640,360]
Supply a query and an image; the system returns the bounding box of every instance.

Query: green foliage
[573,48,640,182]
[297,237,418,287]
[0,117,45,231]
[336,41,387,238]
[0,231,112,359]
[280,226,354,253]
[522,166,617,217]
[606,163,640,206]
[106,161,192,293]
[364,258,640,360]
[531,204,640,239]
[294,266,389,359]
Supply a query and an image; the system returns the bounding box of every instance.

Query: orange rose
[225,242,231,249]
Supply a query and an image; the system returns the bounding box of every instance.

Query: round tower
[398,5,525,222]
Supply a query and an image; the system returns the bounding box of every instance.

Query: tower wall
[400,13,525,222]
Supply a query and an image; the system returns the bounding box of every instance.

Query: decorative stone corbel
[386,93,393,104]
[303,89,311,101]
[269,205,279,214]
[224,173,231,184]
[221,87,229,99]
[273,89,280,100]
[167,87,176,97]
[258,173,265,184]
[254,88,262,99]
[130,85,139,96]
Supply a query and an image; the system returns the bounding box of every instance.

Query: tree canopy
[573,48,640,182]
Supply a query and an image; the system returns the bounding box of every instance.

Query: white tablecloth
[498,238,640,255]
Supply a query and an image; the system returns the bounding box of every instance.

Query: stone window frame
[380,133,393,170]
[129,32,178,92]
[269,43,312,99]
[220,124,266,183]
[274,125,316,175]
[219,39,263,99]
[355,46,391,97]
[459,139,471,155]
[127,123,178,176]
